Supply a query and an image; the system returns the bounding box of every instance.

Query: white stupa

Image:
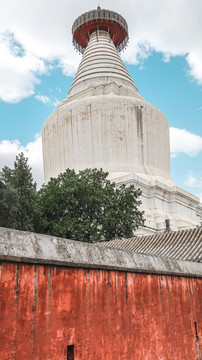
[42,8,202,234]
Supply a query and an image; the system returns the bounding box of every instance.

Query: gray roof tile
[98,227,202,263]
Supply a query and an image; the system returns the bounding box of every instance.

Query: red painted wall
[0,261,201,360]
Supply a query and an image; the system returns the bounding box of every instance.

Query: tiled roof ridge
[107,226,201,243]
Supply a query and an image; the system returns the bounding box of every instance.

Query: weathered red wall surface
[0,261,201,360]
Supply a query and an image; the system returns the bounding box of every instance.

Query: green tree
[36,168,144,242]
[0,153,37,231]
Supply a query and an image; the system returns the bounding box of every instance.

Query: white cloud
[0,33,46,103]
[53,97,60,107]
[0,0,201,103]
[186,50,202,85]
[0,134,44,189]
[122,39,153,65]
[35,94,50,104]
[170,127,202,157]
[185,174,202,188]
[122,0,202,84]
[184,173,202,202]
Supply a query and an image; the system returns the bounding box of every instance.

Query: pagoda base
[109,172,202,235]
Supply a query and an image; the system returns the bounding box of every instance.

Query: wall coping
[0,227,201,277]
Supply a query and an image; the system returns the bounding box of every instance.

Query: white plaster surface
[42,30,202,234]
[112,173,202,235]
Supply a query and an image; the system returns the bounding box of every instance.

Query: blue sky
[0,0,201,200]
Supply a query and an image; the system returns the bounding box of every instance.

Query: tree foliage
[0,154,144,241]
[36,168,144,242]
[0,153,37,231]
